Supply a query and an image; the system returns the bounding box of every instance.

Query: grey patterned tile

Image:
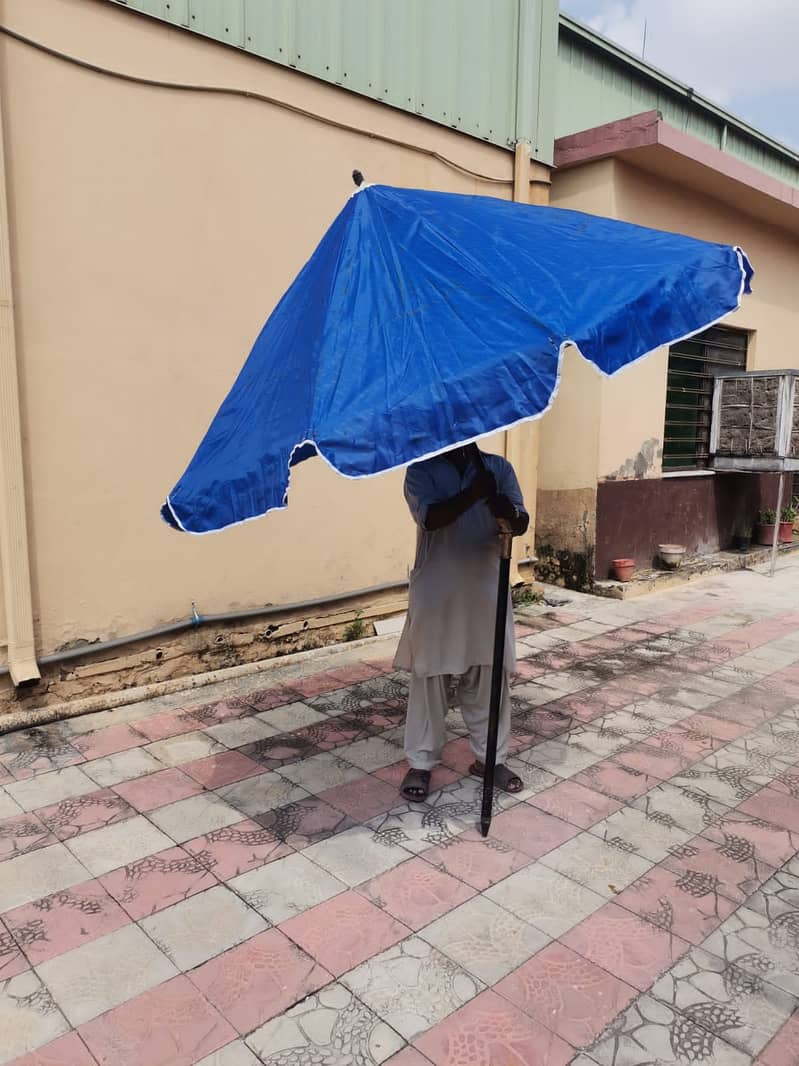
[590,806,693,863]
[419,895,549,985]
[228,852,347,924]
[245,982,403,1064]
[0,969,70,1063]
[216,772,311,818]
[342,936,482,1040]
[484,862,606,937]
[541,831,653,898]
[585,993,751,1066]
[704,904,799,999]
[651,945,797,1056]
[304,826,411,886]
[631,781,730,835]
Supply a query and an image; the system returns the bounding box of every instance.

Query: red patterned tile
[71,724,148,761]
[513,659,547,681]
[663,833,776,904]
[37,788,134,841]
[180,751,263,789]
[5,879,129,965]
[0,811,54,859]
[184,696,256,726]
[615,863,736,945]
[9,1032,96,1066]
[640,726,720,762]
[682,713,748,743]
[440,738,477,774]
[111,767,204,812]
[613,742,689,780]
[496,940,636,1048]
[100,844,218,919]
[572,758,660,803]
[280,891,409,976]
[134,712,198,742]
[328,663,383,685]
[189,928,331,1033]
[702,811,799,869]
[423,831,532,890]
[414,989,573,1066]
[358,856,475,929]
[183,819,290,880]
[290,672,347,699]
[488,803,578,859]
[739,785,799,833]
[0,745,84,781]
[256,797,357,849]
[319,774,401,821]
[757,1010,799,1066]
[79,973,235,1066]
[528,778,623,828]
[241,686,303,713]
[562,901,690,991]
[0,919,28,979]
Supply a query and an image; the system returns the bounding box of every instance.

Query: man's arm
[487,459,529,536]
[423,466,496,531]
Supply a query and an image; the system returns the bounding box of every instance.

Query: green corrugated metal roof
[106,1,799,189]
[557,14,799,189]
[108,0,558,163]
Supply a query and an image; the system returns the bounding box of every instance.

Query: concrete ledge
[594,540,799,599]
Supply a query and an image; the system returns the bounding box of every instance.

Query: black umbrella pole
[480,528,513,837]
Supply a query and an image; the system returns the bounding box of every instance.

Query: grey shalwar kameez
[394,450,526,772]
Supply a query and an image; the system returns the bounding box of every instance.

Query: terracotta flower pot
[756,524,776,547]
[779,520,795,544]
[612,558,635,582]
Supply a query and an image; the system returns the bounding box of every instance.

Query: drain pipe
[0,78,39,686]
[0,579,409,679]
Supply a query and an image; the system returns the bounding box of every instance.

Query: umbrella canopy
[162,183,752,533]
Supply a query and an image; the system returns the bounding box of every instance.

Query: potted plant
[734,526,752,552]
[756,508,777,546]
[612,557,635,582]
[780,502,798,544]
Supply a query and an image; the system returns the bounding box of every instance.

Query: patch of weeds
[344,611,367,642]
[512,585,543,607]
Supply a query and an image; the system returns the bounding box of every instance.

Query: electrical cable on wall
[0,24,512,186]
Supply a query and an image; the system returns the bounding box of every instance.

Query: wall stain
[605,438,662,481]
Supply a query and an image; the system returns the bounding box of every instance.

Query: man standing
[394,442,529,801]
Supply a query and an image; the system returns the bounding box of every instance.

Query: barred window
[663,326,748,471]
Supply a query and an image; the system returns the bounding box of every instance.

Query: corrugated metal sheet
[557,18,799,189]
[108,0,558,162]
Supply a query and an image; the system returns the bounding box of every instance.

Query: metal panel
[108,0,557,162]
[557,20,799,189]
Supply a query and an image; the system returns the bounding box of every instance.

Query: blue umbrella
[162,178,752,832]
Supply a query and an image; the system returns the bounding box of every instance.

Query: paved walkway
[2,559,799,1065]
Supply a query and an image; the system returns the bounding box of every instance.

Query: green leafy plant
[781,502,798,522]
[512,585,544,607]
[343,611,366,642]
[758,508,777,525]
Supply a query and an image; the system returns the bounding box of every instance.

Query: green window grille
[663,326,748,471]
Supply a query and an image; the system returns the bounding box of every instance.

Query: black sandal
[401,768,432,802]
[469,761,523,794]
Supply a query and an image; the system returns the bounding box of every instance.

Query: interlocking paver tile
[495,940,637,1049]
[0,970,70,1064]
[280,890,409,975]
[246,982,404,1065]
[615,862,737,944]
[64,814,173,877]
[183,819,290,879]
[5,879,129,965]
[140,884,267,971]
[100,844,218,919]
[36,923,177,1027]
[419,895,549,985]
[229,850,346,924]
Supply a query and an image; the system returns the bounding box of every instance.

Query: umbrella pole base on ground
[480,532,513,837]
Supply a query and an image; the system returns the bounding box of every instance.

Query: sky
[560,0,799,153]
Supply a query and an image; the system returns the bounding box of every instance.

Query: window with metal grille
[663,326,748,471]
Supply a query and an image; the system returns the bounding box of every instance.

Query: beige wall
[0,0,521,658]
[546,157,799,489]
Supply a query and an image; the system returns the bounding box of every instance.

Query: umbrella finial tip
[352,170,364,187]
